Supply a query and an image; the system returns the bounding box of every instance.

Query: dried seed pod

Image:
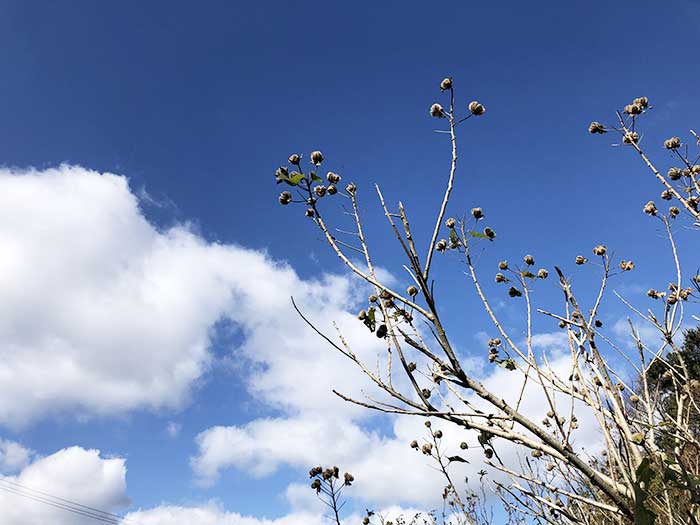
[357,309,367,320]
[488,338,501,347]
[630,394,640,404]
[495,272,507,283]
[531,450,543,458]
[471,207,484,219]
[594,319,603,328]
[664,136,681,150]
[643,201,657,215]
[440,77,452,91]
[620,260,635,271]
[546,463,556,472]
[575,255,587,265]
[593,245,607,256]
[523,254,535,266]
[407,362,416,372]
[484,227,496,239]
[623,131,639,144]
[445,217,456,229]
[326,171,341,184]
[484,448,493,459]
[508,286,522,298]
[588,121,607,134]
[410,440,419,449]
[368,294,378,303]
[407,285,419,297]
[647,289,660,299]
[668,167,683,180]
[345,183,357,194]
[288,154,301,165]
[537,268,549,279]
[624,103,642,115]
[310,150,324,165]
[430,103,445,118]
[661,190,673,201]
[468,101,486,115]
[633,97,649,108]
[460,442,468,450]
[498,260,508,270]
[436,239,448,252]
[305,208,315,218]
[313,185,327,197]
[376,324,388,338]
[434,430,443,438]
[327,184,338,195]
[279,191,293,205]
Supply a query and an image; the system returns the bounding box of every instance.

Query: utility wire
[0,477,143,525]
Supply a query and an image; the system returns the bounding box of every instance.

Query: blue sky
[0,1,699,524]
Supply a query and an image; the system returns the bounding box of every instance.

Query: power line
[0,477,143,525]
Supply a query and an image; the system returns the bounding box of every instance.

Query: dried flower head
[471,207,484,220]
[288,154,301,165]
[421,388,431,399]
[546,463,556,472]
[326,171,341,184]
[669,206,680,218]
[310,150,324,165]
[440,77,452,91]
[624,103,642,116]
[327,184,337,195]
[661,190,673,201]
[279,191,293,205]
[434,430,443,439]
[468,101,486,116]
[630,394,640,404]
[345,183,357,194]
[484,227,496,239]
[622,131,639,144]
[357,309,367,320]
[368,294,378,303]
[667,167,682,181]
[588,121,607,134]
[484,448,494,459]
[460,442,468,450]
[488,338,501,347]
[523,254,535,266]
[445,217,456,229]
[594,319,603,328]
[508,286,522,298]
[634,97,649,108]
[407,362,416,372]
[575,255,587,265]
[407,285,419,297]
[314,185,327,197]
[430,103,445,118]
[311,479,321,491]
[436,239,448,252]
[531,450,543,458]
[643,201,657,216]
[593,245,607,256]
[495,272,507,283]
[693,165,700,174]
[343,472,354,486]
[647,288,660,299]
[305,208,315,218]
[664,136,681,150]
[537,268,549,279]
[410,439,419,449]
[619,260,635,271]
[376,324,388,338]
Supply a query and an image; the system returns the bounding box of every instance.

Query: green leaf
[449,229,459,244]
[633,458,658,525]
[285,172,305,186]
[521,271,536,279]
[469,230,489,239]
[310,172,323,183]
[498,358,517,371]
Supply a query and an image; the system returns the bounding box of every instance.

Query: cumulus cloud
[0,165,380,426]
[0,445,127,525]
[0,439,33,473]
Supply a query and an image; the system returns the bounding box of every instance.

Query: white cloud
[0,445,127,525]
[0,166,382,426]
[166,422,182,439]
[127,502,326,525]
[0,439,33,473]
